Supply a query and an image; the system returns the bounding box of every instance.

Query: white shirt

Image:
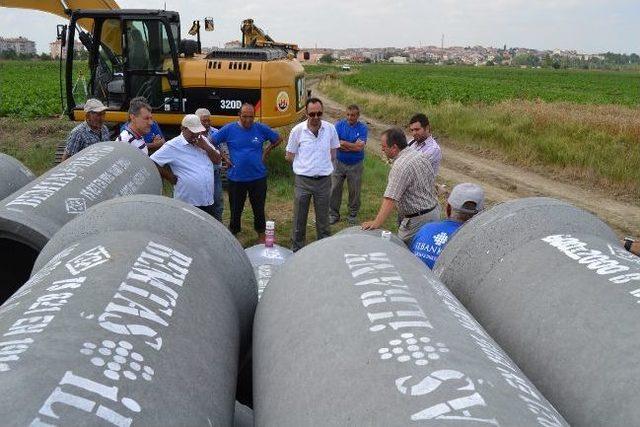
[286,120,340,176]
[116,128,149,155]
[150,133,215,206]
[408,135,441,175]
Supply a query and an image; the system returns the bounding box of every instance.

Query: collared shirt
[286,120,340,176]
[335,119,367,165]
[150,133,215,206]
[409,135,441,175]
[119,121,164,144]
[410,219,462,269]
[65,121,110,156]
[116,126,149,155]
[214,122,279,182]
[384,148,438,217]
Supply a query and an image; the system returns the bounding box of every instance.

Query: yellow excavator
[0,0,307,128]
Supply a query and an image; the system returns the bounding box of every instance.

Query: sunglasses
[308,112,323,118]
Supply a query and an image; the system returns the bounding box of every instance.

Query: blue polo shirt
[335,119,367,165]
[120,121,164,144]
[410,220,463,269]
[214,122,279,182]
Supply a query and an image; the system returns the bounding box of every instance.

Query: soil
[311,81,640,237]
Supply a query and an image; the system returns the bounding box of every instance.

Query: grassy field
[316,65,640,200]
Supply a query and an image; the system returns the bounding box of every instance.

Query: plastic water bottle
[265,220,275,248]
[381,230,391,241]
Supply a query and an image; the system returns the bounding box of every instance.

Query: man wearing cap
[61,98,110,161]
[214,103,282,240]
[150,114,221,216]
[116,97,156,155]
[195,108,226,222]
[362,127,440,245]
[410,183,485,269]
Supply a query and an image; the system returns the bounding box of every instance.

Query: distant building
[50,39,85,59]
[389,56,408,64]
[0,37,36,55]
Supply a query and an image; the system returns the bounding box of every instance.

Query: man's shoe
[329,216,339,225]
[347,216,358,225]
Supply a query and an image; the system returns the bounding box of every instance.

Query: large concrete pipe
[0,195,257,426]
[0,153,35,201]
[434,197,639,425]
[337,225,406,247]
[254,234,566,426]
[0,142,161,302]
[245,243,293,300]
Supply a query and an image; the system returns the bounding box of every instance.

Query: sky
[0,0,638,54]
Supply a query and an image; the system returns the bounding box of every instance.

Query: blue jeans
[213,167,224,222]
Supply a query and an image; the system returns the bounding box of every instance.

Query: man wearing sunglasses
[286,98,341,252]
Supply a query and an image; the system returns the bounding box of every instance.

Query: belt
[405,205,436,218]
[299,174,330,180]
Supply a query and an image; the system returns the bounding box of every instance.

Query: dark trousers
[330,160,364,219]
[197,204,216,217]
[212,167,223,222]
[228,177,267,235]
[291,175,331,252]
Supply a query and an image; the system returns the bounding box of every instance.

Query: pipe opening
[0,238,39,304]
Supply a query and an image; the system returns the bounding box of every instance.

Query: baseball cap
[182,114,206,133]
[83,98,107,113]
[194,108,211,118]
[448,183,484,214]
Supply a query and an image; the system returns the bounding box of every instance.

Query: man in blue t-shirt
[329,104,368,225]
[411,183,485,269]
[213,103,282,240]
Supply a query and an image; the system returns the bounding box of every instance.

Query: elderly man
[329,104,368,226]
[408,113,441,175]
[62,98,110,161]
[116,97,160,155]
[362,127,440,245]
[411,183,484,268]
[214,103,281,240]
[286,97,340,252]
[150,114,221,216]
[195,107,225,222]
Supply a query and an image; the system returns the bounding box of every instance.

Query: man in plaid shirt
[62,98,111,161]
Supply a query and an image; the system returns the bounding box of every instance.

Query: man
[214,103,281,240]
[329,104,368,226]
[286,97,340,252]
[195,107,225,222]
[411,183,485,269]
[149,114,221,216]
[116,97,159,155]
[362,127,440,245]
[62,98,110,161]
[408,113,441,175]
[120,119,165,153]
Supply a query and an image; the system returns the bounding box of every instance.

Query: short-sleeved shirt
[384,148,438,217]
[116,126,149,155]
[150,133,215,206]
[286,120,340,176]
[214,122,279,182]
[335,119,367,165]
[120,121,164,145]
[410,220,462,269]
[65,122,110,156]
[409,135,442,175]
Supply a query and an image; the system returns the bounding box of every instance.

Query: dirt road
[312,81,640,237]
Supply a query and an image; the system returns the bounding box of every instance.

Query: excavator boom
[0,0,119,20]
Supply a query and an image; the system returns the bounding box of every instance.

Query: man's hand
[361,220,380,230]
[168,173,178,185]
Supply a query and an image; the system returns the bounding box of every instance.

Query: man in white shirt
[408,113,441,175]
[150,114,221,216]
[286,98,340,252]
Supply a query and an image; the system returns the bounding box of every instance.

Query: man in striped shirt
[362,127,440,245]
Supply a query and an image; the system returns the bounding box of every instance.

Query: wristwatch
[624,237,635,252]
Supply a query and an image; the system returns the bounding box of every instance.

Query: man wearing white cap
[410,183,485,269]
[61,98,110,160]
[150,114,222,216]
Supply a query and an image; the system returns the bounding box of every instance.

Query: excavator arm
[241,18,299,56]
[0,0,119,19]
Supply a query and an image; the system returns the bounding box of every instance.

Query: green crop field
[339,64,640,106]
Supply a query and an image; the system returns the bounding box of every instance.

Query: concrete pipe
[0,142,161,302]
[253,234,566,426]
[0,153,35,201]
[434,198,640,425]
[336,225,406,247]
[234,401,254,427]
[0,195,257,426]
[245,243,293,300]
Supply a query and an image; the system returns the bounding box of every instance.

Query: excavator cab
[66,10,183,120]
